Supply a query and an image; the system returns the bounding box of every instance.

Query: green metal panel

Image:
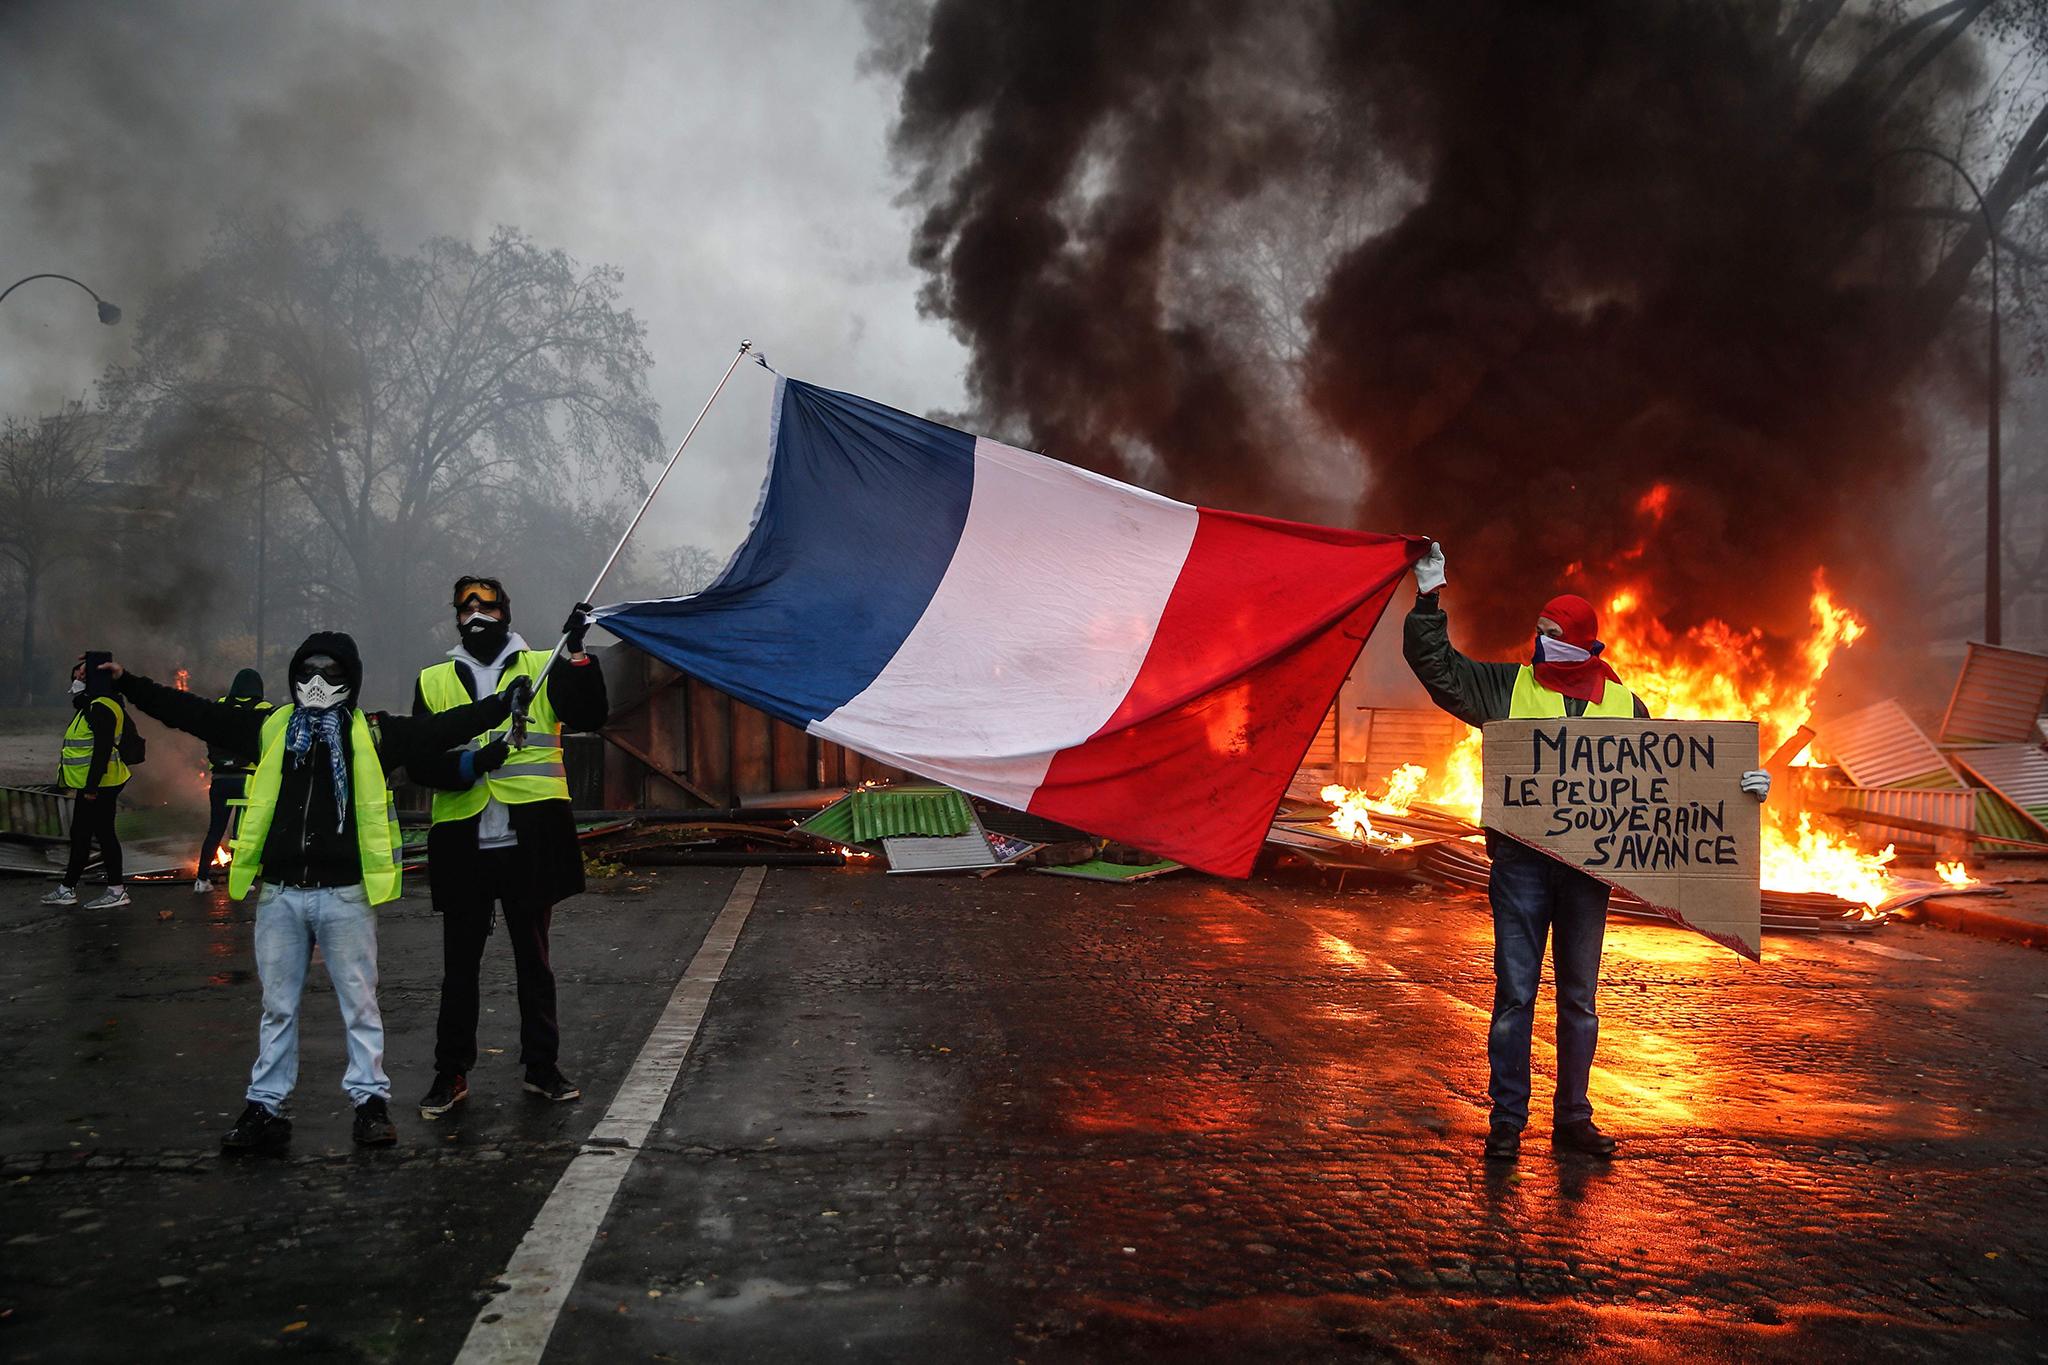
[799,786,973,843]
[1037,858,1181,882]
[1975,791,2033,842]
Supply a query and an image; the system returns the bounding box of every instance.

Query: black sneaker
[352,1096,398,1146]
[418,1072,468,1119]
[221,1101,292,1154]
[522,1067,581,1103]
[1551,1118,1617,1158]
[1483,1122,1521,1161]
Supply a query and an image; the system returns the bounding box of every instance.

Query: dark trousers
[63,783,125,886]
[198,772,246,872]
[434,847,560,1075]
[1485,836,1608,1130]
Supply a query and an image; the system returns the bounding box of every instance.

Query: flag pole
[511,338,753,743]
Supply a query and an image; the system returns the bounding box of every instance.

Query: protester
[409,576,607,1118]
[1402,542,1772,1162]
[104,633,519,1152]
[195,668,273,893]
[42,652,133,910]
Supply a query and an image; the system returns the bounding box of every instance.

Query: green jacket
[1402,591,1651,725]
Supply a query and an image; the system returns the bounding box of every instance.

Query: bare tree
[654,544,726,595]
[108,212,662,666]
[0,404,102,701]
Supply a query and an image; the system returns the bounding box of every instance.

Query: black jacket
[1403,590,1651,724]
[409,647,608,909]
[120,632,511,888]
[208,668,273,774]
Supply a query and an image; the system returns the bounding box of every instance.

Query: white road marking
[455,866,767,1365]
[1848,938,1938,962]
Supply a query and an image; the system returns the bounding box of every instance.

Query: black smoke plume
[881,1,1992,656]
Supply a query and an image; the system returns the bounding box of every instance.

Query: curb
[1897,896,2048,952]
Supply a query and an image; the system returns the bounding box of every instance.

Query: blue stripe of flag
[598,378,976,725]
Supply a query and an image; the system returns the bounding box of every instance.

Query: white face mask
[69,679,86,696]
[293,677,351,710]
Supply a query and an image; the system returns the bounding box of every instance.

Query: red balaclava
[1533,594,1623,703]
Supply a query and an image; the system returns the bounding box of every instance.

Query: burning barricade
[1286,581,2044,930]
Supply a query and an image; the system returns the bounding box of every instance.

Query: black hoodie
[119,632,512,888]
[207,667,272,774]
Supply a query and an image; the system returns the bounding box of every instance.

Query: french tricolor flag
[594,378,1426,875]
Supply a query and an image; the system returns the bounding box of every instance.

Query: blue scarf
[284,707,350,831]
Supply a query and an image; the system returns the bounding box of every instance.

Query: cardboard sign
[1481,718,1761,960]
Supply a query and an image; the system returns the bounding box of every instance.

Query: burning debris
[1297,589,2044,923]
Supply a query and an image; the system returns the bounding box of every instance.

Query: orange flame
[1317,782,1417,847]
[173,668,190,692]
[1935,860,1975,889]
[1329,574,1899,906]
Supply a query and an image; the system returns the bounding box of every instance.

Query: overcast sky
[0,0,966,569]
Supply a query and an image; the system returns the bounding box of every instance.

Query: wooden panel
[730,702,775,798]
[686,677,732,803]
[773,721,812,791]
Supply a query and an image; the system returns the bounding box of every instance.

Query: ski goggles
[452,578,506,613]
[292,653,349,685]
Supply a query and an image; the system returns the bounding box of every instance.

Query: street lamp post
[1878,147,2002,645]
[0,273,121,325]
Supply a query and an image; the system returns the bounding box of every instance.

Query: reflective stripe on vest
[1508,665,1638,719]
[210,695,275,772]
[417,651,568,823]
[59,697,130,788]
[227,707,402,905]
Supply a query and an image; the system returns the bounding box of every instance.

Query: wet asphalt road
[2,864,2044,1362]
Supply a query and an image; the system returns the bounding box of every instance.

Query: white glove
[1740,769,1771,801]
[1414,541,1446,594]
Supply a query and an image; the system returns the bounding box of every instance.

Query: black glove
[471,739,511,775]
[563,602,594,653]
[502,675,534,714]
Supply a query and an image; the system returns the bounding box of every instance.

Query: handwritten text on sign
[1494,728,1738,871]
[1481,718,1761,960]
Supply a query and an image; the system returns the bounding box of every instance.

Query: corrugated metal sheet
[0,784,71,840]
[1976,789,2039,842]
[1939,642,2048,744]
[799,786,973,843]
[1950,746,2048,835]
[1303,703,1339,770]
[1811,699,1959,789]
[1340,707,1471,786]
[1834,786,1976,849]
[882,832,1000,872]
[1836,785,1977,825]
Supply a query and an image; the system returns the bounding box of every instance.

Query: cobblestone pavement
[3,866,2045,1361]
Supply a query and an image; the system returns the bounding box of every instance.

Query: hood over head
[288,631,364,708]
[228,668,265,700]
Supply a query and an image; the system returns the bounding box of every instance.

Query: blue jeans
[247,883,390,1111]
[1486,836,1608,1130]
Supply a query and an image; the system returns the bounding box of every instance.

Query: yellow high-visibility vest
[1508,665,1638,719]
[416,651,567,823]
[227,707,402,905]
[59,697,130,788]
